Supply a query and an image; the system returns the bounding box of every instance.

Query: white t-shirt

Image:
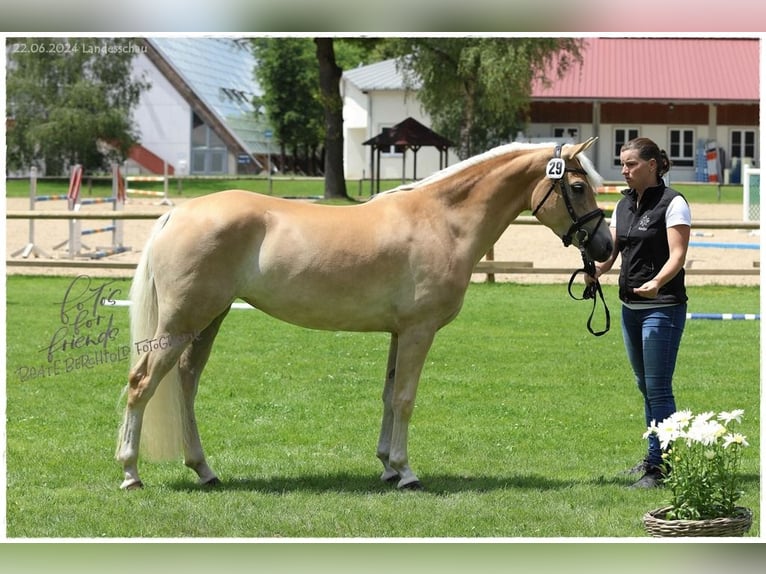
[610,195,691,229]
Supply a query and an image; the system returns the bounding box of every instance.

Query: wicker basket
[643,506,753,537]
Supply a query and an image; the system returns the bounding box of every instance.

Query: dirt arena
[5,196,761,286]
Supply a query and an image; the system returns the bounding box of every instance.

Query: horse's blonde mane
[574,148,603,189]
[375,141,602,197]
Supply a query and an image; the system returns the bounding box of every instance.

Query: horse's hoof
[380,469,400,483]
[201,476,221,487]
[120,479,144,490]
[399,480,424,491]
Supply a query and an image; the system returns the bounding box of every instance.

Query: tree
[314,37,349,200]
[6,37,150,175]
[395,38,584,159]
[251,38,324,175]
[252,37,394,197]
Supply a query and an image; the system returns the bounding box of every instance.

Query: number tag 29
[546,158,565,180]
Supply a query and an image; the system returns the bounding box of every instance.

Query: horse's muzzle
[584,229,613,262]
[565,211,612,263]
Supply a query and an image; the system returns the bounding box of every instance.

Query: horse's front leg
[386,327,436,490]
[376,334,399,483]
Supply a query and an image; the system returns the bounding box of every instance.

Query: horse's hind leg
[117,343,187,489]
[178,308,230,486]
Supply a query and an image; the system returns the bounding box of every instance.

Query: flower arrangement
[644,409,749,521]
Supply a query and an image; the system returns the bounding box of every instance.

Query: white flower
[648,409,748,450]
[686,417,726,446]
[694,411,716,423]
[643,419,659,440]
[656,418,685,450]
[646,408,749,520]
[723,433,749,448]
[668,409,694,428]
[718,409,745,425]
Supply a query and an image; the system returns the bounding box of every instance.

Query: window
[190,112,228,174]
[553,127,579,141]
[380,126,406,155]
[669,129,695,167]
[731,129,756,162]
[613,128,639,166]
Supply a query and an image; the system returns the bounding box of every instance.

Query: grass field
[4,276,760,538]
[4,175,375,201]
[4,175,747,205]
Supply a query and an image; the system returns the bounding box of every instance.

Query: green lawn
[4,175,377,201]
[4,175,746,205]
[5,277,760,538]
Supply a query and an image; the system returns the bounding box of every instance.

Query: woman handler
[589,137,691,488]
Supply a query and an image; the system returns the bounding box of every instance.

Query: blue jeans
[621,303,687,468]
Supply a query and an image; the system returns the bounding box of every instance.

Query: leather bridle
[530,145,605,249]
[531,145,611,336]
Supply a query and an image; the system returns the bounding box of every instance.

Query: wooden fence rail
[6,211,760,276]
[6,259,760,276]
[4,211,762,229]
[6,210,162,220]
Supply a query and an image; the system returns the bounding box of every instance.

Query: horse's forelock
[574,151,604,190]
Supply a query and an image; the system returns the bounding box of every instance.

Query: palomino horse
[116,137,612,490]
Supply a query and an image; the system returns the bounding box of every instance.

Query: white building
[129,37,270,176]
[341,38,759,185]
[341,59,461,184]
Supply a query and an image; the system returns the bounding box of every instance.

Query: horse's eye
[571,182,586,194]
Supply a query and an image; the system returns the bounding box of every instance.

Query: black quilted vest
[615,184,688,305]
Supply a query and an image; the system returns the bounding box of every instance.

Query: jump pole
[86,164,130,259]
[688,242,759,250]
[53,164,130,258]
[124,161,173,206]
[107,300,256,310]
[686,313,760,321]
[51,164,87,256]
[110,163,126,250]
[67,165,84,257]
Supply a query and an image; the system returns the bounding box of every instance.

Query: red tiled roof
[532,37,759,102]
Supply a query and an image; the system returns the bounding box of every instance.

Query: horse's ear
[563,136,598,159]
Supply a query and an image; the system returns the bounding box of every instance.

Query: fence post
[10,166,50,258]
[113,163,125,247]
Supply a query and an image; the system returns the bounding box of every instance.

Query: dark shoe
[630,466,664,489]
[624,458,650,475]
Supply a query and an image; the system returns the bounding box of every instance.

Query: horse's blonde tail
[117,212,185,462]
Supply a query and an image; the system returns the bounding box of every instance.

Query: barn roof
[531,37,759,102]
[344,38,759,104]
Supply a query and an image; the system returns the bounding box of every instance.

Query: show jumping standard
[116,138,612,490]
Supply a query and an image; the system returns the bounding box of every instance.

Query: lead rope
[567,238,611,337]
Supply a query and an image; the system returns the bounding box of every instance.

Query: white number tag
[546,158,565,180]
